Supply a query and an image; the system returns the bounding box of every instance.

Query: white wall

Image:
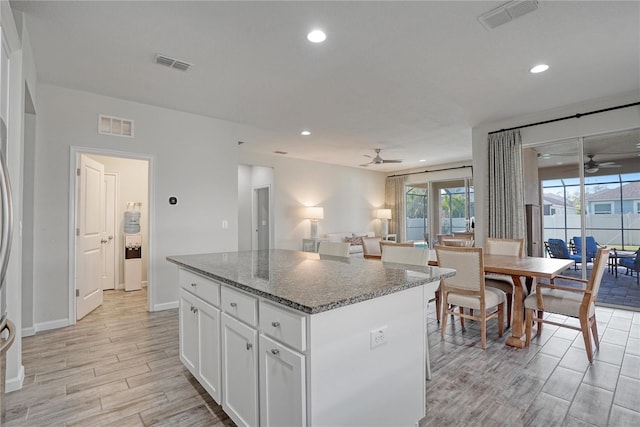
[472,90,640,247]
[32,84,248,326]
[88,154,149,286]
[240,151,387,250]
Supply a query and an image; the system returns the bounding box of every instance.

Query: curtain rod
[488,101,640,135]
[388,164,472,178]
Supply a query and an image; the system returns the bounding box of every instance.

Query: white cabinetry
[221,312,259,427]
[178,271,221,402]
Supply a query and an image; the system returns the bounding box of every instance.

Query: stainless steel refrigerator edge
[0,117,16,425]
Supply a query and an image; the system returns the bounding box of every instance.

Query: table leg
[505,274,526,348]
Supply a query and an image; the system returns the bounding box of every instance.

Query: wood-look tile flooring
[5,287,640,426]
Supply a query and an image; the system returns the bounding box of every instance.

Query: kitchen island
[167,249,455,427]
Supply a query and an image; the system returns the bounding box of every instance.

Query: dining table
[428,250,574,348]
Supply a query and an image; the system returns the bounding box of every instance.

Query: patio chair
[572,236,599,263]
[546,238,582,270]
[524,248,609,362]
[619,249,640,285]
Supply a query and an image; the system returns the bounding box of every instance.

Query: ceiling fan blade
[382,159,402,163]
[599,163,621,168]
[362,154,373,159]
[359,163,370,167]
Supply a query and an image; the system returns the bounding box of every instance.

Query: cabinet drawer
[180,269,220,307]
[259,301,306,352]
[221,286,258,327]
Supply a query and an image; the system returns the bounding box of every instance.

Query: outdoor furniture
[572,236,599,263]
[619,249,640,285]
[546,238,582,270]
[524,248,610,362]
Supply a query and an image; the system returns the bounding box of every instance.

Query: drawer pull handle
[230,302,237,308]
[246,343,253,351]
[270,349,280,355]
[271,321,280,327]
[193,308,198,313]
[191,283,197,287]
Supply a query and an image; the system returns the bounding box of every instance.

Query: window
[406,186,427,242]
[593,202,612,215]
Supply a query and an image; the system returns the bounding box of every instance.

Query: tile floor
[4,287,640,426]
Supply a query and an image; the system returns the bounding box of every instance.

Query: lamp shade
[304,206,324,220]
[376,209,392,220]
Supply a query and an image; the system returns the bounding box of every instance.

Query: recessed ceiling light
[530,64,549,74]
[301,130,311,136]
[419,159,426,162]
[307,30,326,43]
[542,154,551,159]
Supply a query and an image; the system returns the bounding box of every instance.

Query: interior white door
[76,154,105,320]
[255,186,269,250]
[101,173,117,290]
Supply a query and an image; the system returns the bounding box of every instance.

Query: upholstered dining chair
[317,241,350,258]
[524,248,609,362]
[435,246,505,349]
[441,238,474,247]
[361,236,383,259]
[381,245,428,265]
[484,237,525,328]
[380,245,434,379]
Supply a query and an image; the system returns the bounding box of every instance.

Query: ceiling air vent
[154,54,192,71]
[478,0,542,30]
[99,114,134,138]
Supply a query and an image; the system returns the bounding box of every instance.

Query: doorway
[254,186,270,250]
[70,147,151,322]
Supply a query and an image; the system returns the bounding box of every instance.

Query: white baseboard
[21,326,35,337]
[153,300,178,311]
[5,365,25,392]
[34,318,71,333]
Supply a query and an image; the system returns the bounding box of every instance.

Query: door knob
[101,239,108,244]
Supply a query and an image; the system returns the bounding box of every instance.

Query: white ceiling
[12,1,640,172]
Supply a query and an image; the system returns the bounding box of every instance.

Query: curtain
[385,175,407,242]
[488,130,526,239]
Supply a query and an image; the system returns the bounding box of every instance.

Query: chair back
[441,238,474,247]
[361,236,382,259]
[547,238,571,259]
[435,246,484,292]
[572,236,598,259]
[485,237,524,257]
[381,245,428,265]
[588,248,610,298]
[379,240,413,250]
[318,241,350,258]
[452,231,474,240]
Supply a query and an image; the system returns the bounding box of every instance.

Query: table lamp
[304,206,324,239]
[376,209,392,236]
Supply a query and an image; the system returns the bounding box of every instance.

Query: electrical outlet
[370,326,387,349]
[222,220,228,229]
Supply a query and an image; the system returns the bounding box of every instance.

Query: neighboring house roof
[586,181,640,201]
[543,193,567,206]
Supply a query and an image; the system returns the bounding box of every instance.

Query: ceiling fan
[584,154,621,173]
[360,149,402,167]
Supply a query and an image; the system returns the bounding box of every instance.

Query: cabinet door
[179,290,198,376]
[259,335,306,427]
[222,313,258,427]
[196,299,221,403]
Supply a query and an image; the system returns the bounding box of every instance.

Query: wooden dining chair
[441,238,474,247]
[435,246,505,349]
[317,241,350,258]
[381,245,428,265]
[484,237,525,329]
[361,236,382,259]
[380,244,434,379]
[524,248,609,362]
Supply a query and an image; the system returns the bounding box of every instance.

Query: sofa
[325,232,375,255]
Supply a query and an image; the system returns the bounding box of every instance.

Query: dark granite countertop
[167,249,455,314]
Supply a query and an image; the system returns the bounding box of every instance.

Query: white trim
[69,146,154,324]
[5,365,24,393]
[34,318,71,333]
[21,326,35,337]
[153,300,178,311]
